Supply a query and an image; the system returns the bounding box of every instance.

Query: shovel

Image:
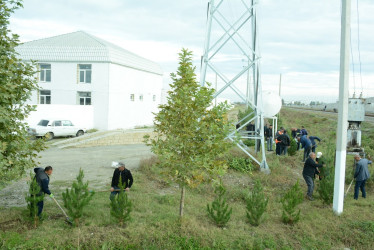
[345,179,354,197]
[50,196,73,225]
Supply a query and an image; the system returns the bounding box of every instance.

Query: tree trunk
[179,186,185,217]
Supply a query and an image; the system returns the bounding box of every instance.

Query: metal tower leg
[200,0,269,172]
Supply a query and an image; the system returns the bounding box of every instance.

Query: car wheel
[44,132,54,141]
[76,130,84,137]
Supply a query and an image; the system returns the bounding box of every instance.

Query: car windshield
[37,120,49,126]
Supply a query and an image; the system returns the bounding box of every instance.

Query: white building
[16,31,163,130]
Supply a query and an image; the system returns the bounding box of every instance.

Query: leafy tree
[25,174,43,228]
[0,0,45,184]
[246,180,268,226]
[281,181,304,224]
[110,176,132,226]
[144,49,233,217]
[207,183,232,227]
[62,169,94,226]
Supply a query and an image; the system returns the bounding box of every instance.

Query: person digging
[110,162,133,200]
[34,166,53,218]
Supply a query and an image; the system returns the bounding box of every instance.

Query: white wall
[107,64,163,130]
[25,104,94,129]
[25,61,163,130]
[27,62,110,130]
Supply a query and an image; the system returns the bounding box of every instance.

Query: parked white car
[28,119,86,140]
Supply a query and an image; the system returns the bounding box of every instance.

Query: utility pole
[333,0,350,215]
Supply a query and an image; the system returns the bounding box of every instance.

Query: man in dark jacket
[302,152,322,200]
[300,126,308,136]
[278,130,290,155]
[291,128,301,150]
[275,127,284,155]
[34,166,53,217]
[298,135,312,162]
[353,154,371,200]
[265,124,273,151]
[110,162,133,200]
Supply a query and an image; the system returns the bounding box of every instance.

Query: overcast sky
[9,0,374,103]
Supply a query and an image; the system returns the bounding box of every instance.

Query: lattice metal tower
[200,0,269,171]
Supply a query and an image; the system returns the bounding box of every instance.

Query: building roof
[16,31,162,75]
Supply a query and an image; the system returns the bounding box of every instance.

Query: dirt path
[0,144,152,208]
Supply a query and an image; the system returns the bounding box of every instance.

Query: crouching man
[34,166,53,217]
[110,162,133,200]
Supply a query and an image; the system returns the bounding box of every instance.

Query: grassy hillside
[1,107,374,249]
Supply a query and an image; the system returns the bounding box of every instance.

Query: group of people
[264,125,321,160]
[301,151,371,201]
[33,162,133,218]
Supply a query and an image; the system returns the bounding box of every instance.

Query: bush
[25,175,44,228]
[110,176,132,226]
[207,183,232,227]
[281,181,304,224]
[317,143,335,204]
[246,180,268,226]
[287,137,297,156]
[243,139,255,147]
[62,169,94,226]
[228,157,253,173]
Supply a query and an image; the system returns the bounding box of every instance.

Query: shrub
[246,180,268,226]
[317,143,335,204]
[243,139,255,147]
[228,157,253,173]
[281,181,304,224]
[287,137,297,156]
[110,176,132,226]
[207,183,232,227]
[62,169,94,226]
[25,175,44,228]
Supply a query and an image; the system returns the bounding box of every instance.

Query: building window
[78,92,91,105]
[78,64,92,83]
[153,95,156,101]
[39,64,51,82]
[39,90,51,104]
[139,94,143,101]
[130,94,135,101]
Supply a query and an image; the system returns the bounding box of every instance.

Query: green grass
[1,108,374,249]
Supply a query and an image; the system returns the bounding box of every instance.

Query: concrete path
[0,143,153,208]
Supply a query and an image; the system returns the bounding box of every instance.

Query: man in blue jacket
[353,154,371,200]
[309,136,321,153]
[298,135,312,162]
[34,166,53,217]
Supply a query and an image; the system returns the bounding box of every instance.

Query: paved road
[0,144,152,208]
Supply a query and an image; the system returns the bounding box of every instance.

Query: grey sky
[9,0,374,103]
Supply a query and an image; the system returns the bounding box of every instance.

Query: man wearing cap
[353,154,371,200]
[110,162,133,200]
[34,166,53,217]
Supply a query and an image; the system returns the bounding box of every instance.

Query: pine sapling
[207,183,232,227]
[25,175,44,228]
[62,169,94,226]
[246,180,268,226]
[281,180,304,224]
[287,137,298,156]
[110,176,132,226]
